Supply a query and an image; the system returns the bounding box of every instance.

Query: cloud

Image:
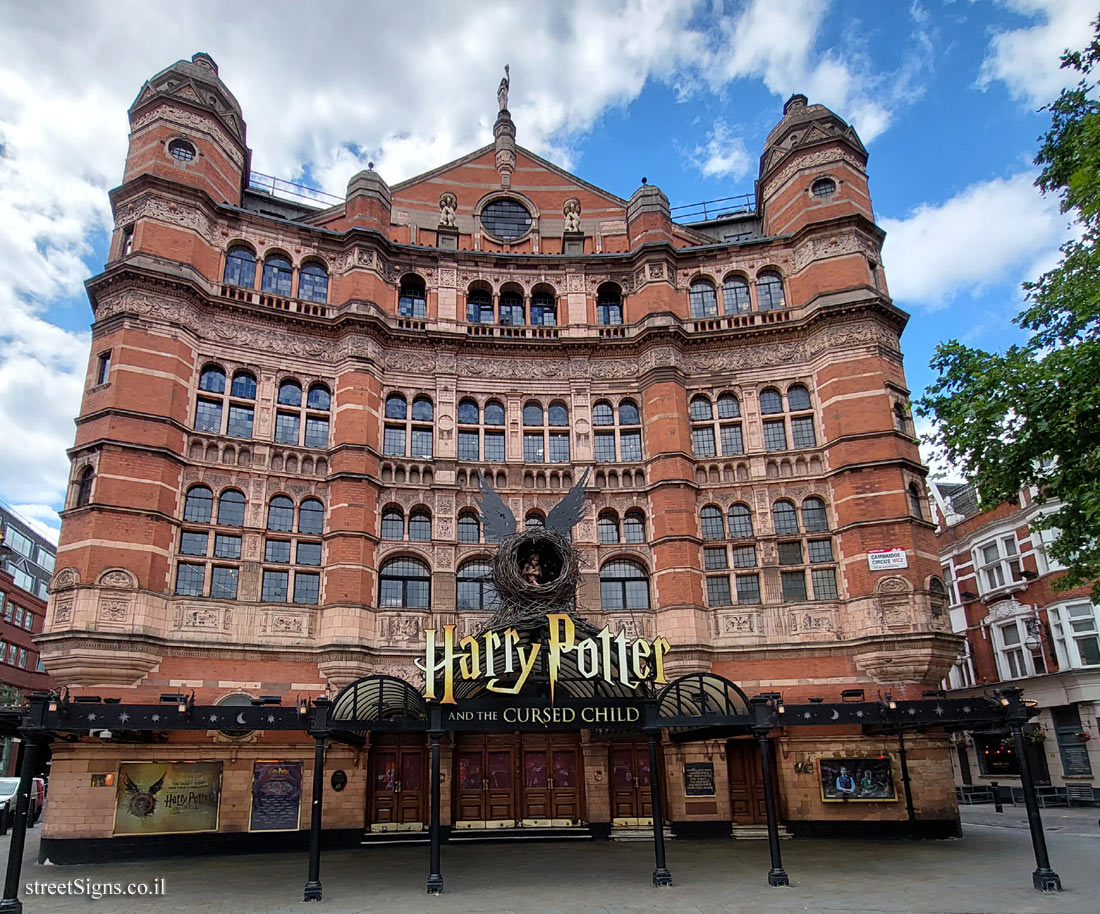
[687,119,752,180]
[879,172,1071,309]
[9,505,62,545]
[978,0,1097,107]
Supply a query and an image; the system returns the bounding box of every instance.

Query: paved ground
[4,805,1098,914]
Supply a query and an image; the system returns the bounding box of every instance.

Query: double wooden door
[369,735,426,831]
[727,738,771,825]
[521,737,583,825]
[454,735,516,828]
[610,741,653,825]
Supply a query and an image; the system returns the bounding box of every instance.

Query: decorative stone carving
[52,599,74,624]
[439,193,458,228]
[130,103,246,168]
[987,599,1028,620]
[563,198,582,233]
[51,568,80,591]
[98,599,131,622]
[790,609,833,633]
[875,575,912,627]
[721,614,756,634]
[98,568,136,589]
[118,196,216,245]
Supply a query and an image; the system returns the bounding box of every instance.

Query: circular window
[811,177,836,198]
[168,138,197,162]
[480,198,532,241]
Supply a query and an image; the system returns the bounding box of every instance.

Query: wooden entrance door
[521,737,584,825]
[609,742,653,825]
[453,735,515,828]
[727,739,770,825]
[369,736,426,831]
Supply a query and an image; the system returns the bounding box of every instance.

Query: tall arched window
[384,393,433,457]
[223,246,256,288]
[385,394,407,419]
[728,504,754,538]
[757,270,786,311]
[772,499,799,535]
[408,508,432,542]
[274,380,304,445]
[499,287,524,325]
[623,510,646,544]
[802,497,829,531]
[466,286,493,323]
[722,275,752,314]
[184,485,213,523]
[598,511,620,544]
[261,254,293,297]
[298,262,329,304]
[700,505,725,540]
[457,511,481,543]
[690,395,716,457]
[596,283,623,325]
[689,279,719,318]
[594,398,642,462]
[399,276,427,317]
[381,506,404,540]
[217,489,246,527]
[523,401,569,463]
[194,364,227,432]
[692,392,742,458]
[531,285,557,325]
[379,557,431,609]
[267,495,294,531]
[909,483,925,519]
[74,467,94,508]
[231,371,257,400]
[457,560,499,611]
[299,498,324,535]
[600,559,650,610]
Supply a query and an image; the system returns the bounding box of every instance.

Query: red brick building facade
[39,53,961,853]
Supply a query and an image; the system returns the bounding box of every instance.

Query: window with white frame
[974,535,1022,594]
[1049,602,1100,668]
[1032,523,1066,574]
[992,618,1043,680]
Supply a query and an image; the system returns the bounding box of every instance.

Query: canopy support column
[1011,719,1061,891]
[646,730,672,887]
[0,733,42,914]
[754,727,789,887]
[303,733,326,902]
[426,730,444,895]
[896,730,919,840]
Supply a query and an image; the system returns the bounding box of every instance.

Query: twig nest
[493,528,580,605]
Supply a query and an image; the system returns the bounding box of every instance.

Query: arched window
[457,560,499,611]
[261,254,293,297]
[278,380,303,407]
[298,262,329,304]
[593,401,614,426]
[184,485,213,523]
[690,395,713,422]
[619,400,640,426]
[408,508,432,542]
[199,365,226,394]
[690,395,716,457]
[378,557,430,609]
[596,283,623,325]
[231,372,256,400]
[722,275,752,314]
[485,400,505,426]
[802,497,828,531]
[531,286,556,325]
[717,393,740,419]
[523,402,544,426]
[728,504,754,538]
[894,403,912,435]
[466,286,494,324]
[399,276,427,318]
[595,398,642,462]
[458,399,479,425]
[217,489,246,527]
[759,388,783,415]
[499,287,524,325]
[307,384,331,411]
[757,270,786,311]
[299,498,324,535]
[457,511,480,543]
[74,467,94,508]
[525,512,545,529]
[385,394,407,419]
[381,506,404,540]
[623,510,645,544]
[600,559,650,610]
[700,505,725,540]
[223,246,256,288]
[909,484,925,519]
[547,401,569,426]
[412,397,434,423]
[267,495,294,531]
[598,511,620,544]
[787,385,812,411]
[689,279,718,318]
[772,499,799,535]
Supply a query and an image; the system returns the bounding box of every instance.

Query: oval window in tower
[480,198,533,241]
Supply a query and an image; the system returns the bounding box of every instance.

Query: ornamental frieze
[130,103,246,169]
[116,196,216,244]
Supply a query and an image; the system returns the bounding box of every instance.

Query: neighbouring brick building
[933,482,1100,805]
[38,53,961,858]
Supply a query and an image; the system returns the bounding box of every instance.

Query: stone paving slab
[4,807,1098,914]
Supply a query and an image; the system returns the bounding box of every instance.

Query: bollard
[991,781,1003,813]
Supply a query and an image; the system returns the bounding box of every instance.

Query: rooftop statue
[497,64,510,112]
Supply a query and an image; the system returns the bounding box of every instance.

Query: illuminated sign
[416,612,671,704]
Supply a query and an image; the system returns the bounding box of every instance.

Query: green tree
[918,20,1100,599]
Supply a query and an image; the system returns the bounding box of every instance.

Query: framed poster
[819,757,896,802]
[683,762,716,797]
[113,761,222,835]
[249,761,303,832]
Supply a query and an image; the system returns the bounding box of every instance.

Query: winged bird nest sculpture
[477,469,588,621]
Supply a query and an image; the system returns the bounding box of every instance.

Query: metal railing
[247,171,343,207]
[670,193,756,223]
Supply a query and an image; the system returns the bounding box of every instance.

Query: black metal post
[1010,720,1061,891]
[991,780,1003,812]
[646,730,672,887]
[896,730,919,840]
[427,731,444,894]
[0,735,40,914]
[303,735,326,902]
[754,728,789,887]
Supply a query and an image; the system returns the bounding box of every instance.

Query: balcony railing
[671,193,756,223]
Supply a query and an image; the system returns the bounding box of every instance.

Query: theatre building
[37,53,965,863]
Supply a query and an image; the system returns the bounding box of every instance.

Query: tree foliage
[918,20,1100,599]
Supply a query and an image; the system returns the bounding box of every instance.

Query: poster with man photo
[819,757,896,802]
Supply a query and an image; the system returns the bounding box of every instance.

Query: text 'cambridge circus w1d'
[37,52,963,861]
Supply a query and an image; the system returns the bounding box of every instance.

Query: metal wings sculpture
[477,468,590,540]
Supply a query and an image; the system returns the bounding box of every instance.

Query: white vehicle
[0,777,41,828]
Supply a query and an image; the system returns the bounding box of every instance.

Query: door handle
[483,778,489,791]
[547,778,552,790]
[395,780,402,794]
